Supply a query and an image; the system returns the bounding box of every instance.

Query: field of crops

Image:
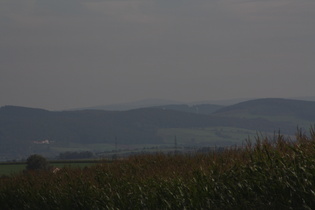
[1,129,315,209]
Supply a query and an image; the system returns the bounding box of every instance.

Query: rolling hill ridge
[214,98,315,121]
[0,98,313,159]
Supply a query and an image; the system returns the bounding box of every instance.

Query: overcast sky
[1,0,314,110]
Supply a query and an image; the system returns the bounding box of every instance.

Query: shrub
[26,154,50,171]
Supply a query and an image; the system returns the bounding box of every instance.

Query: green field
[0,160,99,176]
[50,143,116,153]
[0,163,26,176]
[157,126,259,146]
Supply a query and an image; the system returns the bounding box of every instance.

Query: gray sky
[1,0,315,110]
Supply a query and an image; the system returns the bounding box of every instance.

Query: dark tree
[26,154,49,171]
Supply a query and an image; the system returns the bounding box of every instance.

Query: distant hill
[3,98,315,159]
[0,104,295,159]
[68,96,315,111]
[214,98,315,121]
[152,104,224,115]
[290,96,315,102]
[190,98,255,106]
[70,99,183,111]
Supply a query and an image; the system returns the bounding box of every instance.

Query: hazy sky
[1,0,315,110]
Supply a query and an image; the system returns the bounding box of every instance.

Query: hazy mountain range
[1,98,315,160]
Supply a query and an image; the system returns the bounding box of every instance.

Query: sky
[1,0,315,110]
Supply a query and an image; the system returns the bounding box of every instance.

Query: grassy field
[1,129,315,209]
[24,124,308,160]
[45,127,263,155]
[0,160,99,176]
[0,163,26,176]
[50,143,171,156]
[158,126,259,146]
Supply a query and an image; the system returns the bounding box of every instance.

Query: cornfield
[1,129,315,209]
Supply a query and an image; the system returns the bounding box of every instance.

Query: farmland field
[0,160,99,176]
[0,163,26,176]
[1,129,315,209]
[158,126,259,146]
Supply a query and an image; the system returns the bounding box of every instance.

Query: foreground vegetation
[1,129,315,209]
